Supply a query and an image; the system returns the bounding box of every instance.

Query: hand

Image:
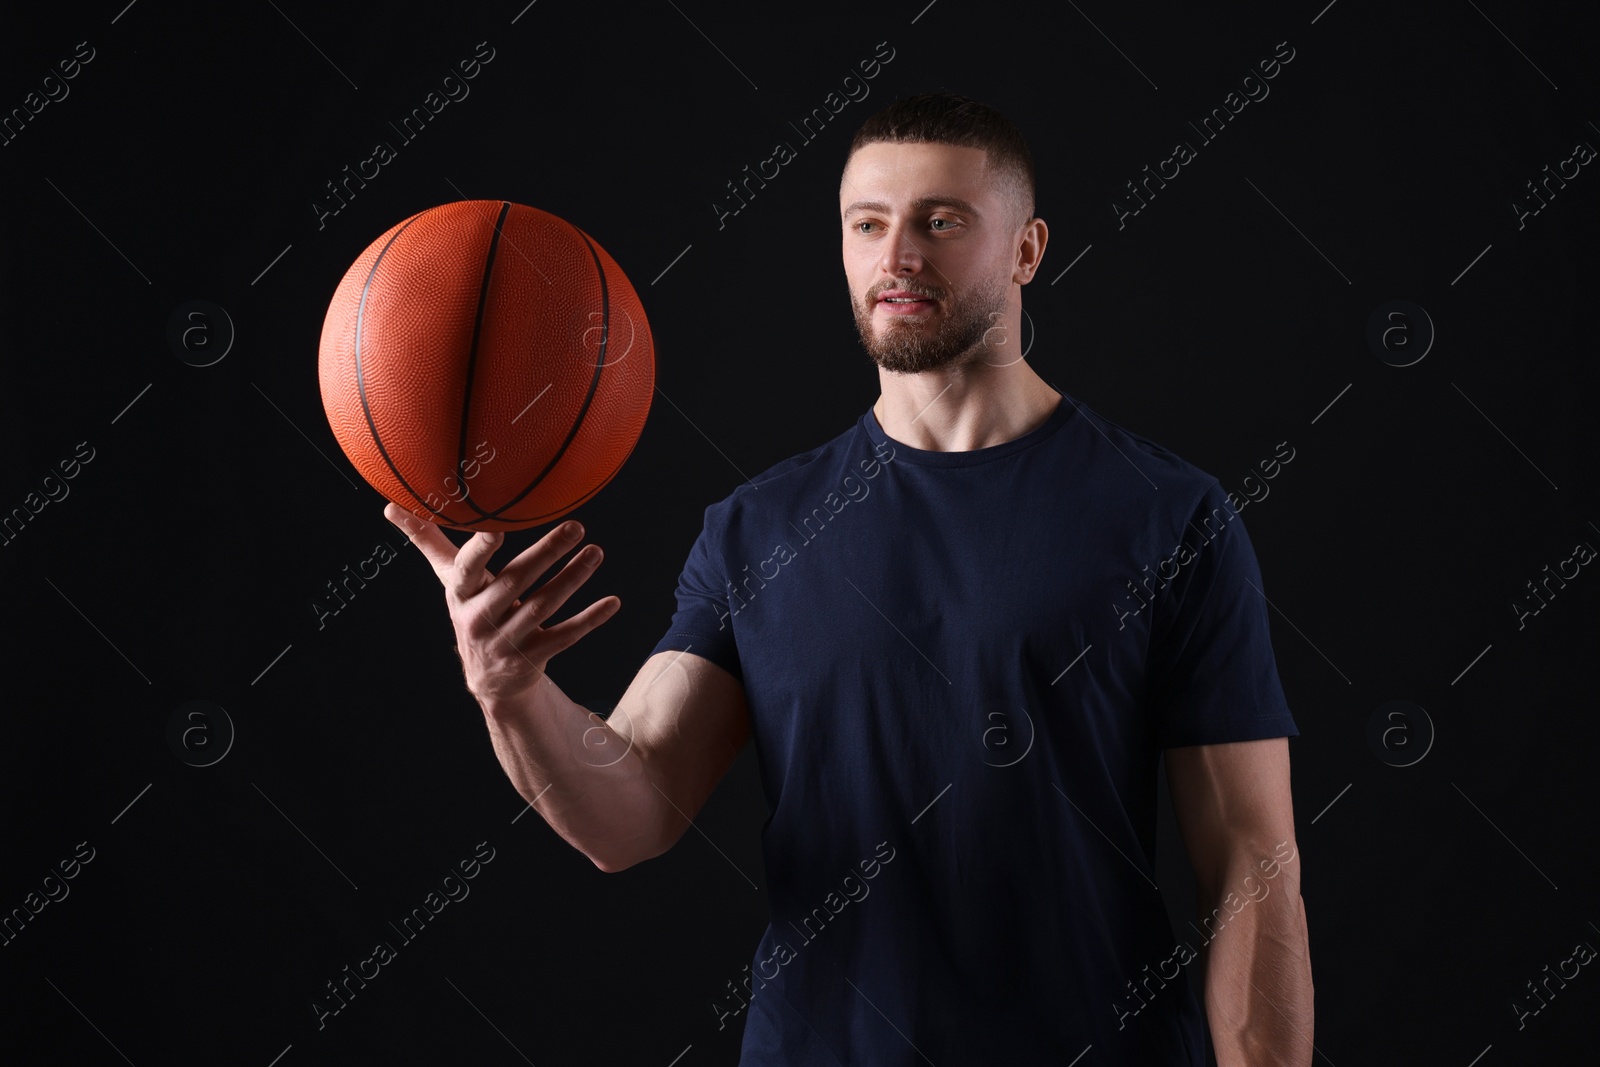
[384,503,621,705]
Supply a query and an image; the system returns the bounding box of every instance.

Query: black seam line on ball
[472,221,610,521]
[354,211,442,520]
[456,201,514,521]
[490,429,640,526]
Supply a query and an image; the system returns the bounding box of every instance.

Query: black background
[1,1,1596,1064]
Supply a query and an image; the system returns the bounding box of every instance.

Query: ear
[1014,215,1048,285]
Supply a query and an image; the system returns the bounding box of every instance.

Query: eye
[929,217,955,231]
[855,220,877,234]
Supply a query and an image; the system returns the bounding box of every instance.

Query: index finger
[384,503,462,579]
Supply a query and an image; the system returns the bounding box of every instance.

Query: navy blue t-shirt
[649,389,1298,1065]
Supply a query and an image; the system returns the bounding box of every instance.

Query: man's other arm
[1165,737,1314,1067]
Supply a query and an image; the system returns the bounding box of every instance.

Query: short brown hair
[846,91,1036,225]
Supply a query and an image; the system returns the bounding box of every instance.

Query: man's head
[840,92,1044,375]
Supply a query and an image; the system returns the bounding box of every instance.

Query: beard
[852,274,1010,374]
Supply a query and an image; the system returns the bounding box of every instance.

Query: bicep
[1164,736,1296,895]
[609,649,750,846]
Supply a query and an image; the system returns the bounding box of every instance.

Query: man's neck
[873,366,1061,452]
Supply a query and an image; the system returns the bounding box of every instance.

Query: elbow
[588,845,644,873]
[591,853,632,874]
[585,762,686,873]
[587,830,673,874]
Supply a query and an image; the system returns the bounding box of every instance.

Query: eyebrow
[841,195,983,219]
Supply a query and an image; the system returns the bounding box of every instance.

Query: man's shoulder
[1062,394,1226,508]
[704,412,879,519]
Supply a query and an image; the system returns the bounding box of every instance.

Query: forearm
[479,672,664,872]
[1201,854,1314,1066]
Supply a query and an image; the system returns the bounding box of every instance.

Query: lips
[875,288,936,315]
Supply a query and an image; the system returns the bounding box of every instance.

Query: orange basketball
[318,200,654,531]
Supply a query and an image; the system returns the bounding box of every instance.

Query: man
[389,92,1313,1065]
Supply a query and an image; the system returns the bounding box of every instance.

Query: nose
[878,222,925,276]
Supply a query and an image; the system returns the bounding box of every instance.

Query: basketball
[317,200,654,532]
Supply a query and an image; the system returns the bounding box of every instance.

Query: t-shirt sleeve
[647,501,743,683]
[1146,480,1299,748]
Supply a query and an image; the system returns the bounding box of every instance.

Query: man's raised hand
[383,503,621,706]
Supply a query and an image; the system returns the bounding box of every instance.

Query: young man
[390,92,1313,1065]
